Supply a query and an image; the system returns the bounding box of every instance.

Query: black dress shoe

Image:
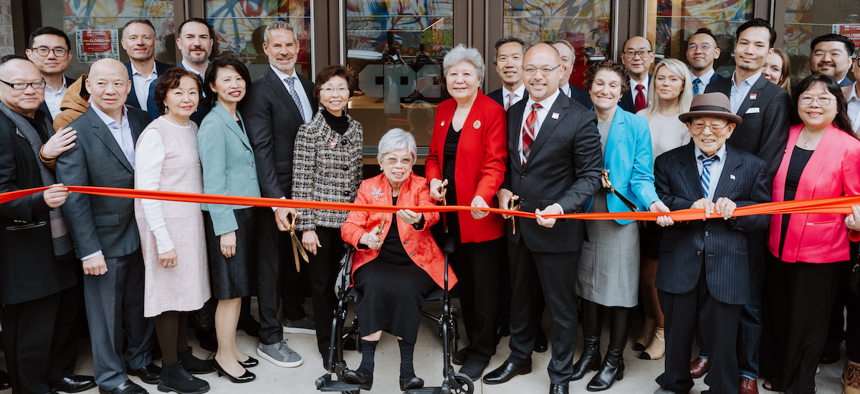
[483,359,532,385]
[51,375,96,393]
[342,369,372,390]
[535,330,549,353]
[177,348,215,374]
[98,380,147,394]
[127,363,161,385]
[0,370,9,391]
[399,376,424,391]
[452,348,468,366]
[238,356,259,369]
[194,329,217,353]
[820,340,841,364]
[236,318,261,338]
[550,383,570,394]
[212,360,255,383]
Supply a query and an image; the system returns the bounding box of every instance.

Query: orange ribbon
[4,186,860,222]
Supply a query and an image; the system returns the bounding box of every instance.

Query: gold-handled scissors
[375,214,386,251]
[602,169,639,212]
[508,196,520,234]
[288,213,309,271]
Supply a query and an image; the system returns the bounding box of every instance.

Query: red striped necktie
[522,103,541,165]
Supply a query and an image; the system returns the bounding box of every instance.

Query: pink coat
[768,124,860,263]
[341,173,457,290]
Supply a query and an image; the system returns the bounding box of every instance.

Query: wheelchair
[315,237,474,394]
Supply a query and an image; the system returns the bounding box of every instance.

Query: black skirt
[203,207,260,300]
[353,253,437,343]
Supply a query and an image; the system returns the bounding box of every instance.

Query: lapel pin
[731,174,736,180]
[330,140,337,147]
[441,121,445,126]
[473,120,481,129]
[750,94,757,100]
[552,113,559,119]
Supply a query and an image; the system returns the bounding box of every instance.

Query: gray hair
[264,21,297,45]
[377,128,418,163]
[552,40,575,62]
[493,37,528,65]
[443,44,485,81]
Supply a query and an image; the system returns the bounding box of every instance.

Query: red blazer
[768,124,860,263]
[341,173,456,290]
[425,91,508,243]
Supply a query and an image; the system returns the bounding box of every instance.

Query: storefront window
[503,0,612,88]
[206,0,312,80]
[783,0,860,83]
[646,0,753,78]
[345,0,453,156]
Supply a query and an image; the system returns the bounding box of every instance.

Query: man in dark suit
[619,36,655,113]
[652,93,771,394]
[0,55,96,394]
[241,21,319,366]
[121,19,172,118]
[57,59,158,394]
[686,27,725,95]
[552,40,592,109]
[483,43,603,394]
[703,18,790,394]
[808,33,854,88]
[488,37,529,110]
[26,27,75,123]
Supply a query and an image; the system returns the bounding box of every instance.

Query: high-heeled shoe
[640,327,665,360]
[634,317,656,351]
[238,356,259,368]
[342,369,373,390]
[213,359,255,383]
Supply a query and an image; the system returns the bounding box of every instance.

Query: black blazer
[38,75,76,123]
[242,67,318,199]
[487,87,528,110]
[705,75,790,180]
[124,61,173,111]
[619,74,652,113]
[566,82,593,110]
[654,143,771,305]
[57,107,152,259]
[502,92,603,253]
[0,111,77,304]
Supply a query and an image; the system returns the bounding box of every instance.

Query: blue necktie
[693,78,701,95]
[700,156,714,198]
[284,76,307,123]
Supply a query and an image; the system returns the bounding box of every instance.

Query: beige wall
[0,0,13,56]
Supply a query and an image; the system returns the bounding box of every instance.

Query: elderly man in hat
[651,93,771,394]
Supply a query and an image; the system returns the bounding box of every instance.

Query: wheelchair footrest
[405,387,444,394]
[318,381,364,392]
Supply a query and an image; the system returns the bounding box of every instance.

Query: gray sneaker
[282,314,315,335]
[257,339,303,368]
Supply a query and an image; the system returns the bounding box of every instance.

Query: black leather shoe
[0,369,10,391]
[127,363,161,385]
[459,360,487,381]
[177,348,215,374]
[51,375,96,393]
[238,356,259,369]
[98,380,147,394]
[342,369,372,390]
[820,340,841,364]
[212,360,255,384]
[236,318,261,338]
[550,383,570,394]
[399,376,424,391]
[194,329,217,353]
[452,348,468,366]
[535,330,549,353]
[483,359,532,385]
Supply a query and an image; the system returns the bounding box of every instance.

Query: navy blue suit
[124,61,172,116]
[619,74,652,113]
[38,76,76,123]
[487,87,528,109]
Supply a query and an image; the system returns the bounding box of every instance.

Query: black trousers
[847,281,860,362]
[760,255,841,394]
[3,282,83,394]
[305,226,344,356]
[452,237,503,364]
[657,264,742,394]
[254,208,285,345]
[507,241,580,385]
[276,228,307,321]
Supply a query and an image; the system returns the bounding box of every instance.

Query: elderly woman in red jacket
[425,44,508,381]
[340,128,457,392]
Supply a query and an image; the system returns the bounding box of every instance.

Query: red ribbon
[4,186,860,222]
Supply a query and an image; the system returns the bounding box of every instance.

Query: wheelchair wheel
[451,372,474,394]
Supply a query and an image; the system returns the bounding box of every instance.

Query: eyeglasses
[690,122,729,133]
[687,44,711,51]
[0,79,47,90]
[799,96,833,106]
[623,50,653,59]
[522,65,560,75]
[319,86,349,95]
[31,46,68,57]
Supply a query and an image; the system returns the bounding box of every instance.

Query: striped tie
[700,156,714,198]
[693,78,701,95]
[522,103,541,165]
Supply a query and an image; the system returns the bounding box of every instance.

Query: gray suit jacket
[57,106,152,259]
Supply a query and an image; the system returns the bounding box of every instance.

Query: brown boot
[845,361,860,394]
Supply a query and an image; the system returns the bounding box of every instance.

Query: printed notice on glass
[76,29,119,63]
[833,25,860,51]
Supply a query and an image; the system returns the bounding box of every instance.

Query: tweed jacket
[292,110,363,231]
[197,103,261,236]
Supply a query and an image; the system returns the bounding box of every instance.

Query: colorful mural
[652,0,753,59]
[346,0,454,58]
[503,0,611,59]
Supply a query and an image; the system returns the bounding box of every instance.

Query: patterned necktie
[635,84,647,113]
[522,103,541,165]
[284,76,307,123]
[693,78,702,95]
[506,92,516,110]
[700,156,714,199]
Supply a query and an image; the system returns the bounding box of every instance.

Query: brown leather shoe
[690,357,709,379]
[739,377,759,394]
[845,362,860,394]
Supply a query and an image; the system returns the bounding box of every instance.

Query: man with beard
[121,19,171,119]
[619,36,656,113]
[686,27,725,95]
[807,33,854,88]
[158,18,213,125]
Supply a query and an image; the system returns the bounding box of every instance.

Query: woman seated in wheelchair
[340,128,458,392]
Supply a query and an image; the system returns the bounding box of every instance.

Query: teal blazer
[584,106,660,225]
[197,102,262,235]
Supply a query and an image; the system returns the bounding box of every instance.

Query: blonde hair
[641,59,693,120]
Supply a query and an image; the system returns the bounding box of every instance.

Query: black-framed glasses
[31,46,68,57]
[522,65,561,75]
[0,79,47,90]
[623,50,653,59]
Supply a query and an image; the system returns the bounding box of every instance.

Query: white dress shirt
[518,89,564,213]
[848,83,860,134]
[730,71,762,115]
[131,63,159,109]
[271,65,313,124]
[43,76,67,119]
[502,83,526,110]
[692,68,716,95]
[630,77,649,103]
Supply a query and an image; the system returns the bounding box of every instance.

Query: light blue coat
[584,106,660,225]
[197,102,261,235]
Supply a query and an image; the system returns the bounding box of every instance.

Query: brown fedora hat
[678,92,743,125]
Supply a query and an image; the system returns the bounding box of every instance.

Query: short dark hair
[584,59,630,96]
[736,18,776,49]
[178,18,214,39]
[202,56,251,108]
[790,73,855,137]
[811,33,855,57]
[28,26,71,51]
[493,37,527,65]
[122,19,156,36]
[690,27,718,45]
[313,65,354,100]
[153,67,203,115]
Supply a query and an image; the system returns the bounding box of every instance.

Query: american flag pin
[750,94,757,100]
[731,174,736,180]
[552,113,559,119]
